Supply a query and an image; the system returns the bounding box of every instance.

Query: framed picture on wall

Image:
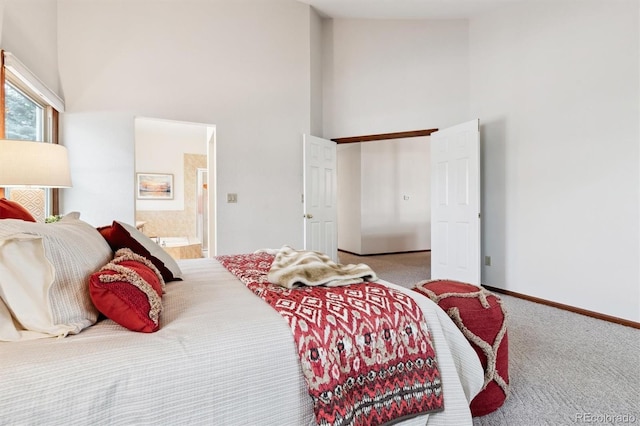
[136,173,174,200]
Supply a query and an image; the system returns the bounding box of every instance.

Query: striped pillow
[0,215,113,340]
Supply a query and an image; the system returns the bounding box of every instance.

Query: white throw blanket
[264,246,378,288]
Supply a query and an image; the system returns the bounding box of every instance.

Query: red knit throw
[217,252,445,426]
[413,280,509,417]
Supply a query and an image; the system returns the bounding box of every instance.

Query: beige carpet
[338,250,640,426]
[338,250,431,288]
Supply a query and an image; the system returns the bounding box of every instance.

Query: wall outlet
[227,193,237,203]
[484,255,491,266]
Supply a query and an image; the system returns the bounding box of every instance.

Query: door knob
[304,213,313,219]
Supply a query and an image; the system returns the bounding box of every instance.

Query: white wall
[470,1,640,322]
[0,0,59,97]
[360,137,430,254]
[57,0,312,255]
[0,1,4,46]
[61,111,136,225]
[309,8,323,137]
[322,19,470,139]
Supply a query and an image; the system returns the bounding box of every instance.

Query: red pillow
[0,198,36,222]
[89,248,165,333]
[98,220,182,283]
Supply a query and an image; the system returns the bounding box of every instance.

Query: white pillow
[0,294,21,341]
[0,235,72,340]
[62,211,81,220]
[0,217,113,339]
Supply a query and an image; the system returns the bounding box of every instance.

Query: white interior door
[431,119,481,284]
[303,134,338,262]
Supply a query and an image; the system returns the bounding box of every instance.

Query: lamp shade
[0,139,72,187]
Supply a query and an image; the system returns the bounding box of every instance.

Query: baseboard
[483,285,640,330]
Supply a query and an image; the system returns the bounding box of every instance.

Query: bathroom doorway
[134,117,216,257]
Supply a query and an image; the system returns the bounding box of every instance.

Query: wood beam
[331,128,438,144]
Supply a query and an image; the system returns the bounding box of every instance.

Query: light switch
[227,193,237,203]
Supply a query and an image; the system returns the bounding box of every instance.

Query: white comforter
[0,258,483,426]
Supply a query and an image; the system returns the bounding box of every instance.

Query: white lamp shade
[0,139,72,187]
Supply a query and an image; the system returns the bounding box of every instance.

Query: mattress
[0,258,483,425]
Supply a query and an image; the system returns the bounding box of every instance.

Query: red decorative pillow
[0,198,36,222]
[89,248,165,333]
[98,220,182,283]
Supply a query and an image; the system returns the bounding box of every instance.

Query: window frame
[0,50,63,215]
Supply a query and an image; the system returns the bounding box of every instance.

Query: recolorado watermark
[574,413,637,423]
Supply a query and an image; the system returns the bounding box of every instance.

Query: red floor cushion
[413,279,509,417]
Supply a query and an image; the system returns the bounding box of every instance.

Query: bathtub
[153,237,203,259]
[155,237,191,247]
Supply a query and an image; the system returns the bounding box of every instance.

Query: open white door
[431,119,481,284]
[303,134,338,262]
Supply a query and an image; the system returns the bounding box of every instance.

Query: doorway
[134,117,217,257]
[333,121,480,285]
[335,133,433,256]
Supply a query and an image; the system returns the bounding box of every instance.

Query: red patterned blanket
[216,253,444,426]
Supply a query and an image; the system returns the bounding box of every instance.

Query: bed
[0,214,484,426]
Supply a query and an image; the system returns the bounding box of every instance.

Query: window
[5,81,45,141]
[1,51,64,218]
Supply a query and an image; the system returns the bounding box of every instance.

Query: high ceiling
[297,0,524,20]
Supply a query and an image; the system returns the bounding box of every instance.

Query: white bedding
[0,258,483,425]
